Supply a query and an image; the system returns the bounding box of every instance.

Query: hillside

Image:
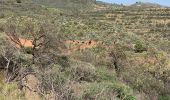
[32,0,96,11]
[0,0,170,100]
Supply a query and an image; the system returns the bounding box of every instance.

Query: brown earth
[9,37,103,54]
[18,38,33,48]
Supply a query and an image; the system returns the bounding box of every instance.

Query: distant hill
[130,2,162,7]
[32,0,96,9]
[95,1,121,7]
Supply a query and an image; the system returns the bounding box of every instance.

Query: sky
[97,0,170,7]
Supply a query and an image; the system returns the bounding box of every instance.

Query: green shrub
[83,82,136,100]
[91,46,106,54]
[69,61,97,82]
[24,47,32,54]
[96,67,116,82]
[57,56,70,70]
[0,26,4,32]
[134,41,147,53]
[159,95,170,100]
[0,13,5,19]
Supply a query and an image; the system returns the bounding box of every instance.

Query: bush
[16,0,21,3]
[0,13,5,19]
[24,47,32,54]
[159,95,170,100]
[109,44,127,75]
[134,41,147,53]
[68,61,97,82]
[0,26,4,32]
[83,82,136,100]
[57,56,70,70]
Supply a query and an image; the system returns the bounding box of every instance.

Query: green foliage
[57,56,70,70]
[159,95,170,100]
[91,46,106,54]
[134,41,147,53]
[83,82,136,100]
[1,0,170,99]
[18,53,32,65]
[0,80,24,100]
[0,13,5,19]
[95,67,116,82]
[24,47,33,54]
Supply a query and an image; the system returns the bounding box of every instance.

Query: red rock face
[65,40,101,50]
[17,38,33,48]
[9,37,102,55]
[6,35,33,48]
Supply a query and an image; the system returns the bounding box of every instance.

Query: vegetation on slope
[0,0,170,100]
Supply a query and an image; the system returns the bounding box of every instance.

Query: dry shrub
[109,44,127,75]
[72,62,97,82]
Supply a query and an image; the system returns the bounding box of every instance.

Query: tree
[109,44,126,76]
[3,22,71,99]
[5,24,49,64]
[5,25,23,48]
